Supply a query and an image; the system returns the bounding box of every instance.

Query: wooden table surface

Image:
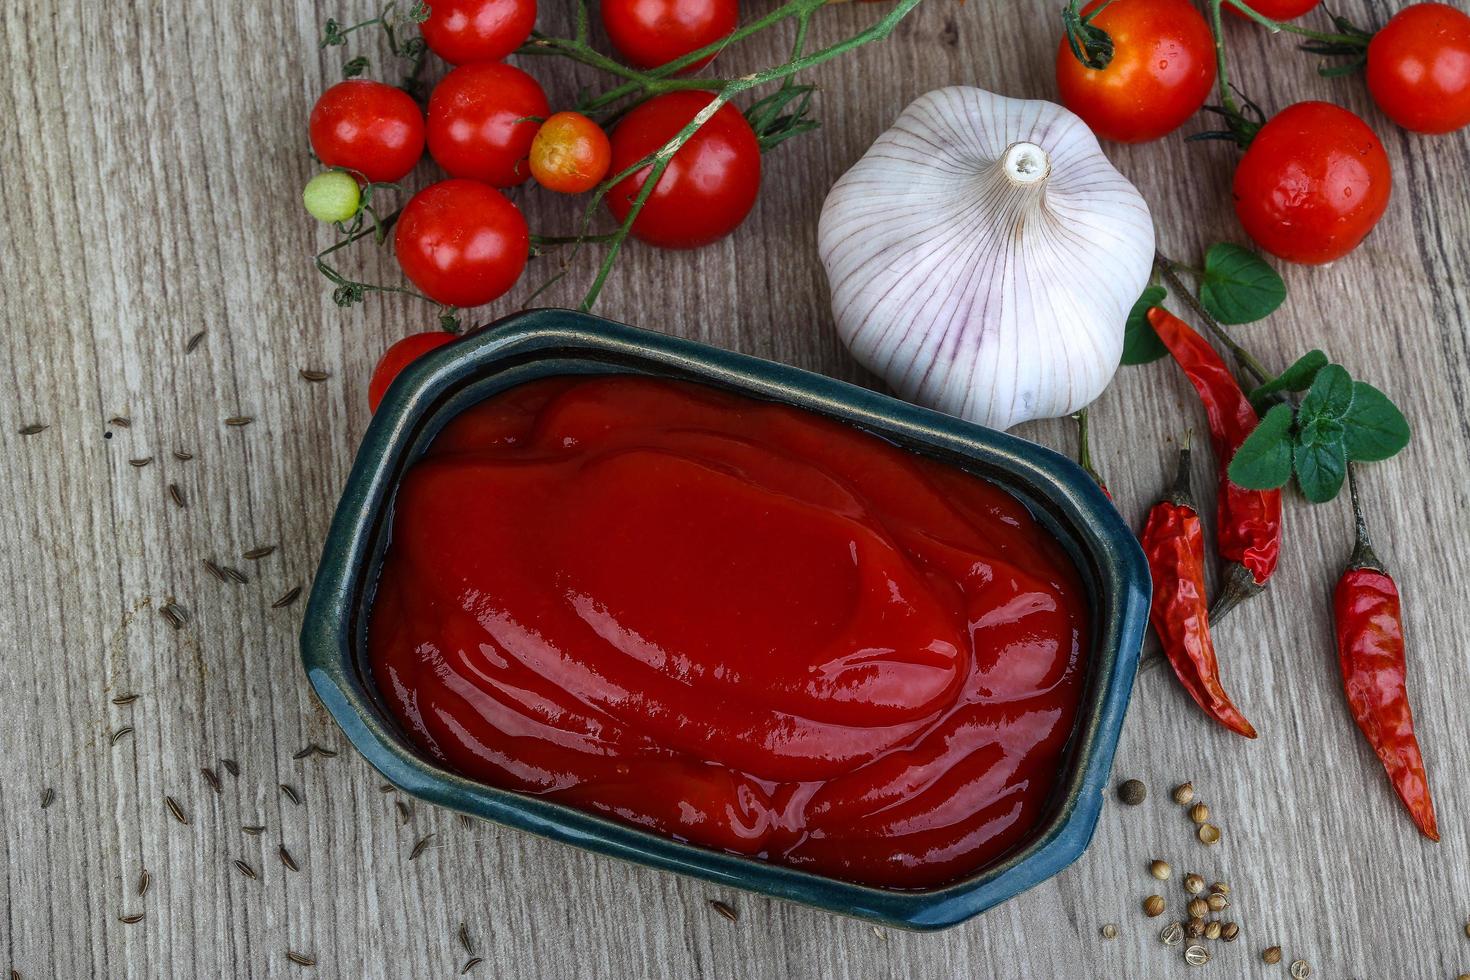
[3,0,1468,977]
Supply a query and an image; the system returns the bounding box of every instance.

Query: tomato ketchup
[369,376,1090,889]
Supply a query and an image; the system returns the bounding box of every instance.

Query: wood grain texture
[2,0,1467,977]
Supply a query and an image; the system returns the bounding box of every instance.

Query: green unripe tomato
[303,171,361,223]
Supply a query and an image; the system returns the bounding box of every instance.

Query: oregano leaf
[1342,381,1411,462]
[1199,243,1287,325]
[1293,436,1348,502]
[1299,363,1354,423]
[1121,286,1168,365]
[1227,402,1295,490]
[1249,349,1327,405]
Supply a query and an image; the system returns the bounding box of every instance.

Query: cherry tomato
[529,112,612,193]
[426,62,549,187]
[1055,0,1216,143]
[1232,102,1392,265]
[420,0,537,65]
[309,80,425,183]
[394,179,530,307]
[1366,2,1470,134]
[369,332,456,412]
[606,91,760,250]
[1224,0,1320,21]
[600,0,738,72]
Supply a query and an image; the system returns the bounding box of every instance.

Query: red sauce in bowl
[369,376,1090,889]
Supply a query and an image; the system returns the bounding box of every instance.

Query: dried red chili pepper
[1148,307,1282,621]
[1141,443,1258,739]
[1334,467,1438,841]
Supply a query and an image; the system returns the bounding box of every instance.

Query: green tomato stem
[1155,253,1273,387]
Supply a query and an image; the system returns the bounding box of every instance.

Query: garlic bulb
[817,87,1155,430]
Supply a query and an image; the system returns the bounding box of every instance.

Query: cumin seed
[108,416,131,428]
[272,585,302,608]
[461,958,483,975]
[173,449,193,461]
[299,369,330,382]
[243,545,275,560]
[458,923,474,956]
[203,560,227,583]
[185,330,206,354]
[279,845,299,872]
[164,796,189,825]
[224,416,253,427]
[233,859,257,880]
[221,758,239,776]
[457,813,473,828]
[128,457,153,468]
[112,693,139,705]
[40,787,55,809]
[395,800,411,825]
[242,825,265,836]
[168,484,185,508]
[201,767,222,794]
[160,603,186,629]
[221,565,248,585]
[109,726,133,746]
[18,424,47,436]
[280,783,301,806]
[137,869,151,897]
[409,833,434,861]
[709,900,739,923]
[118,912,145,924]
[285,951,315,967]
[379,784,395,793]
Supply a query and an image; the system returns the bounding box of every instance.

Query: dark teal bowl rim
[301,309,1149,931]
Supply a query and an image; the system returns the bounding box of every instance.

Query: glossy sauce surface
[369,376,1090,888]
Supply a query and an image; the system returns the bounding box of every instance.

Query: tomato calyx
[321,1,432,97]
[1189,86,1269,148]
[1061,0,1116,70]
[743,84,820,152]
[1297,13,1375,76]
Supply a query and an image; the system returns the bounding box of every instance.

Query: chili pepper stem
[1166,437,1194,506]
[1071,408,1110,492]
[1345,464,1386,573]
[1155,253,1273,387]
[1208,561,1265,622]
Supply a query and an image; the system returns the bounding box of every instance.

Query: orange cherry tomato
[529,112,612,194]
[1055,0,1216,143]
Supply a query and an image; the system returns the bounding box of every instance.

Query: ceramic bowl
[301,309,1150,930]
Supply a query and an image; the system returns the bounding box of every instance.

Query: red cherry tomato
[606,91,760,250]
[529,112,612,194]
[1366,2,1470,134]
[420,0,537,65]
[1232,101,1392,265]
[600,0,738,72]
[426,63,549,187]
[1054,0,1216,143]
[368,332,455,412]
[394,179,530,307]
[1224,0,1320,21]
[309,80,425,183]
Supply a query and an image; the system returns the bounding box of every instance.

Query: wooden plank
[1,0,1466,976]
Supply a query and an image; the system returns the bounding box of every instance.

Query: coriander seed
[1263,946,1283,964]
[1207,893,1228,912]
[1118,779,1147,805]
[1186,917,1205,939]
[1188,802,1210,824]
[1150,859,1172,880]
[1160,922,1184,946]
[1210,881,1230,896]
[1187,898,1209,919]
[1221,923,1239,942]
[1289,960,1311,979]
[1183,873,1205,894]
[1172,782,1195,805]
[1197,823,1221,845]
[1204,921,1222,940]
[1100,923,1118,940]
[1144,895,1166,917]
[1184,944,1210,966]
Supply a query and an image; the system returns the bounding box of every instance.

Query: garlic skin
[818,87,1155,431]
